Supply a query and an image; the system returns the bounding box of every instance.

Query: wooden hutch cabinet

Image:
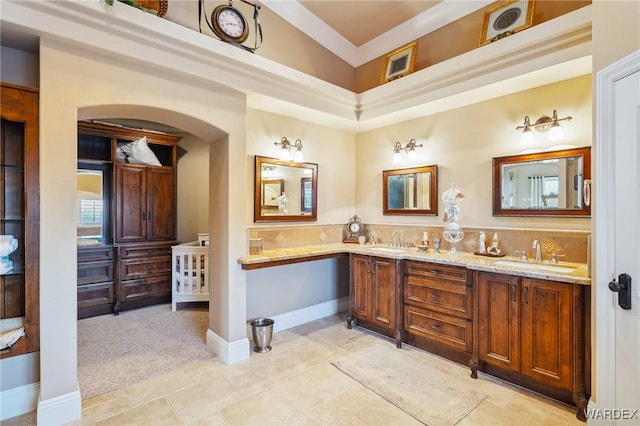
[1,83,39,358]
[348,253,401,344]
[77,121,180,318]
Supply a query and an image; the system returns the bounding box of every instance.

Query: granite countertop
[237,243,591,285]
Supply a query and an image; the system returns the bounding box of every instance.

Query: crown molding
[261,0,493,68]
[1,1,592,133]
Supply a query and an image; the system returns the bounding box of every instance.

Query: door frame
[594,49,640,413]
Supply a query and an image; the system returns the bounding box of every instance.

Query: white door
[595,51,640,424]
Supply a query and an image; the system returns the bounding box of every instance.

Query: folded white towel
[1,327,25,350]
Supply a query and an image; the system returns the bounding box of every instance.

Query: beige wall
[176,135,210,243]
[37,37,249,403]
[355,1,591,93]
[592,0,640,73]
[164,2,355,91]
[590,0,640,405]
[246,109,357,225]
[356,74,593,231]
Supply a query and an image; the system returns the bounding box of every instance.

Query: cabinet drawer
[405,261,468,284]
[78,246,113,262]
[405,276,472,318]
[120,275,171,302]
[77,282,114,308]
[119,256,171,280]
[118,244,172,259]
[77,260,114,285]
[404,305,472,353]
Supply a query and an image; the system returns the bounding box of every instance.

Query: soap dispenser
[422,231,429,249]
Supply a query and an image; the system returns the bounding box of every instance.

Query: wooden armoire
[76,121,181,319]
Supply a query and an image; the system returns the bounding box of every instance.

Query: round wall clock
[344,215,367,243]
[211,4,249,44]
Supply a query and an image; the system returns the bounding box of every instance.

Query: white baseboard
[0,382,39,420]
[206,329,251,365]
[268,297,349,333]
[208,297,349,365]
[37,388,82,425]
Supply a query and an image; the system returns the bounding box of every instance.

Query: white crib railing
[171,240,209,311]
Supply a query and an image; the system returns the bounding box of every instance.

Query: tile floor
[6,314,583,425]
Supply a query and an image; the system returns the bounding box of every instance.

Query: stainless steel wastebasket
[250,318,274,353]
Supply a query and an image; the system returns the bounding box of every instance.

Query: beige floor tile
[3,410,37,426]
[167,376,245,424]
[188,411,232,426]
[66,409,96,426]
[89,395,132,422]
[219,375,327,425]
[65,313,585,426]
[457,399,543,426]
[351,398,424,426]
[123,368,192,406]
[304,387,378,425]
[95,398,181,426]
[507,393,582,425]
[82,389,128,410]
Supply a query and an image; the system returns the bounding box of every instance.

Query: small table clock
[344,215,367,243]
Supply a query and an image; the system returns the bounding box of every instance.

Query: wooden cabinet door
[371,256,396,330]
[146,168,175,241]
[116,165,146,242]
[521,278,572,390]
[478,272,520,373]
[350,254,370,320]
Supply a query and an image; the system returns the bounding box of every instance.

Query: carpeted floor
[332,342,487,425]
[77,303,215,400]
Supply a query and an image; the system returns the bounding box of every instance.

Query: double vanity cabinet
[237,243,590,420]
[347,253,590,421]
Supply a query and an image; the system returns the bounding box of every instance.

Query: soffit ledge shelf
[2,1,592,132]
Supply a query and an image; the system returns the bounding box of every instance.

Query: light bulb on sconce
[516,110,572,145]
[392,139,422,164]
[274,137,304,162]
[519,117,535,145]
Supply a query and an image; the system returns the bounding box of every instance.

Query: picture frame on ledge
[479,0,535,46]
[381,42,417,83]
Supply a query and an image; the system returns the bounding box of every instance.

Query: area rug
[331,343,486,425]
[77,303,215,400]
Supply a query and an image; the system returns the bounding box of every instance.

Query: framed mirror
[492,146,591,217]
[254,155,318,222]
[383,165,438,215]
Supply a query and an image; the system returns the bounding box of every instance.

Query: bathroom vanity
[238,243,591,420]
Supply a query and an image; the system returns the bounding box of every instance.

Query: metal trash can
[250,318,274,353]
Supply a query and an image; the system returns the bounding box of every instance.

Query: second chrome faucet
[532,240,543,262]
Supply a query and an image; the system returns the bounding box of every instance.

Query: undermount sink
[367,246,408,254]
[493,260,576,274]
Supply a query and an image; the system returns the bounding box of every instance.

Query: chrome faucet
[390,231,402,247]
[532,240,543,262]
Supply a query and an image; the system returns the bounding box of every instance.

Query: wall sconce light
[516,110,572,145]
[392,139,423,164]
[274,137,304,162]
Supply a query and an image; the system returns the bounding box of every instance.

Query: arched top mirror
[383,165,438,215]
[254,155,318,222]
[492,146,591,217]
